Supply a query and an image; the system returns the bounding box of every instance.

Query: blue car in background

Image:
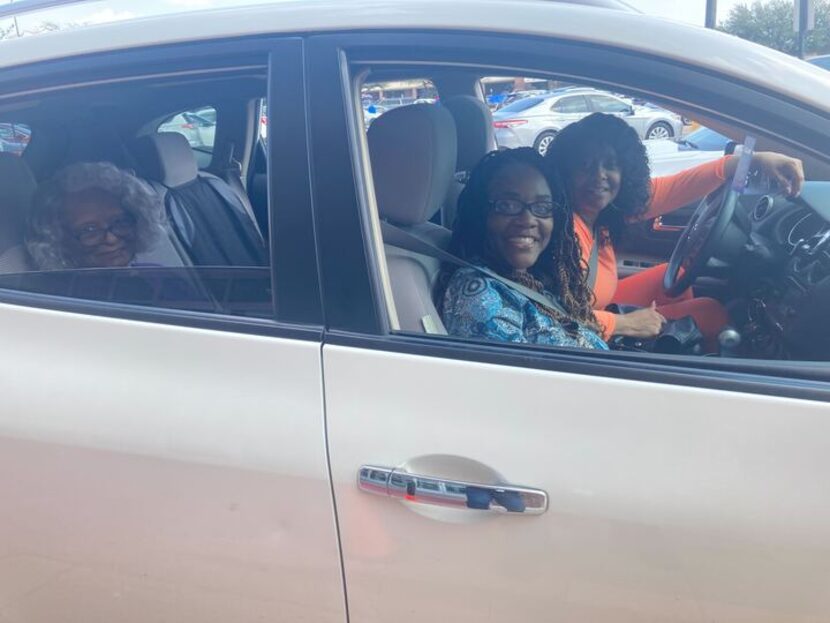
[809,55,830,70]
[646,125,730,176]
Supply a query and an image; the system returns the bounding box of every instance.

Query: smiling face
[485,162,554,272]
[568,142,621,222]
[60,188,137,268]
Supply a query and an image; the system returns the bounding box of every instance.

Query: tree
[720,0,830,57]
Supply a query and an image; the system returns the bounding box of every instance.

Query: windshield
[498,97,545,113]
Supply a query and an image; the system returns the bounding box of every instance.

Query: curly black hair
[434,147,598,331]
[545,112,652,245]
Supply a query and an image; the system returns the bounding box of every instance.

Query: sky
[2,0,756,36]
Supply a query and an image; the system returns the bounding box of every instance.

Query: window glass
[360,79,437,128]
[0,80,273,321]
[590,95,630,113]
[0,123,32,156]
[158,106,216,169]
[355,64,830,364]
[552,96,589,113]
[497,96,545,113]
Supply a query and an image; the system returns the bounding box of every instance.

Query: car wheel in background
[646,121,674,140]
[533,130,557,156]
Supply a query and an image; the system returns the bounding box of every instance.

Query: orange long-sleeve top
[576,156,730,338]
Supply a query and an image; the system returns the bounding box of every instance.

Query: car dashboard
[734,182,830,360]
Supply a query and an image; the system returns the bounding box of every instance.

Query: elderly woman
[545,113,804,345]
[27,161,165,269]
[436,148,607,350]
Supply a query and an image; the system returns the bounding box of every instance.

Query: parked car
[0,1,829,623]
[158,109,216,149]
[493,87,683,155]
[646,125,730,176]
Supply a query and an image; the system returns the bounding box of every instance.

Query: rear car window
[158,106,216,169]
[498,97,544,113]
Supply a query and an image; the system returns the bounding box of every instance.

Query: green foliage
[720,0,830,56]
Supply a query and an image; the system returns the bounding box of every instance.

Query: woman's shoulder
[444,266,521,304]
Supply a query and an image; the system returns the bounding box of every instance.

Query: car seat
[0,153,36,273]
[369,104,457,334]
[441,95,497,228]
[132,132,267,267]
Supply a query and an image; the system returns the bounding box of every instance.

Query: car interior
[0,55,828,361]
[355,65,830,362]
[0,66,273,317]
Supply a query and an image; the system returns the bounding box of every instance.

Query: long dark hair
[545,112,651,245]
[435,147,597,330]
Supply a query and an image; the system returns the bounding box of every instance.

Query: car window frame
[305,29,830,400]
[0,36,323,340]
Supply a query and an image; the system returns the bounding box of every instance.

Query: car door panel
[325,344,830,623]
[307,28,830,623]
[0,303,345,623]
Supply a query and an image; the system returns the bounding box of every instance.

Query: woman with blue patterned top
[435,148,607,350]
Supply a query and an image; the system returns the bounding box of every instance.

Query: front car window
[350,58,830,364]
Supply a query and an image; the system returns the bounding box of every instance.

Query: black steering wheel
[663,184,738,297]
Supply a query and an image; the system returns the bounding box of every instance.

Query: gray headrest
[442,95,496,172]
[369,104,457,226]
[0,154,36,251]
[132,132,198,189]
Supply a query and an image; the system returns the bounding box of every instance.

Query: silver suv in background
[493,87,683,155]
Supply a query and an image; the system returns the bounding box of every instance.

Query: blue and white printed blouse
[441,267,608,350]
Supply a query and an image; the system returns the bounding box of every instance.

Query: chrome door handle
[358,465,548,515]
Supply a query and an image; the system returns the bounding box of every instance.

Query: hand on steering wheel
[663,184,738,297]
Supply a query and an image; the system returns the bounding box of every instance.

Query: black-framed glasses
[489,199,558,218]
[72,215,137,247]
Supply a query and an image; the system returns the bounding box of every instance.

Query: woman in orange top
[545,113,804,344]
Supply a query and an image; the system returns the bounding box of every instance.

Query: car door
[306,28,830,623]
[0,38,345,623]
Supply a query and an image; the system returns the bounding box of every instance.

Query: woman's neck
[576,205,603,228]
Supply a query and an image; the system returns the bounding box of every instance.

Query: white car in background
[493,87,683,155]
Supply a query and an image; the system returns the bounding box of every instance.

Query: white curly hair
[27,161,165,269]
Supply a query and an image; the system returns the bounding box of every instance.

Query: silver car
[494,88,683,155]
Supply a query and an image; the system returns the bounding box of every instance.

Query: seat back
[132,133,267,267]
[441,95,497,228]
[369,104,457,334]
[0,153,36,273]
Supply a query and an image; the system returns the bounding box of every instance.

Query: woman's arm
[644,152,805,221]
[645,156,730,220]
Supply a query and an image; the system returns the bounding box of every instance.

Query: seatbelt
[587,234,599,290]
[380,220,569,317]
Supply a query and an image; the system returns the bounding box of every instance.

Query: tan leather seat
[369,104,457,334]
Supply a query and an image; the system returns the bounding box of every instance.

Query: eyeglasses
[72,215,137,247]
[489,199,558,218]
